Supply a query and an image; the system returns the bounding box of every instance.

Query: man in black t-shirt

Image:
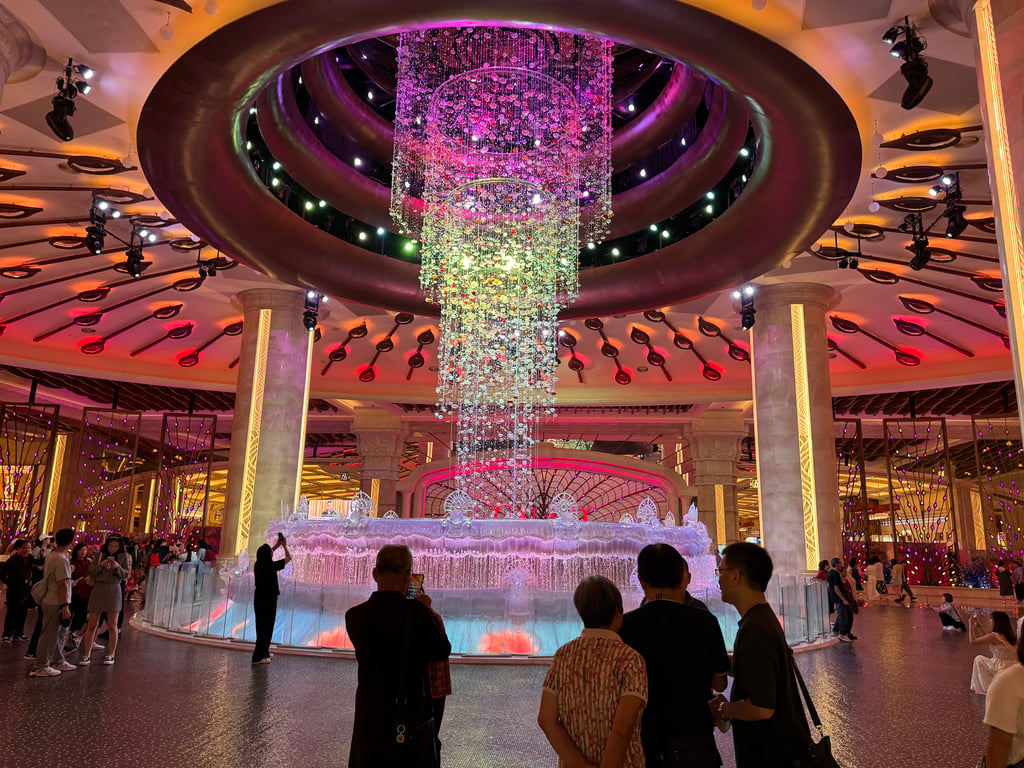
[828,557,853,642]
[710,542,811,768]
[620,544,729,768]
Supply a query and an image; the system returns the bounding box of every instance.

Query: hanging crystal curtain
[972,413,1024,561]
[63,408,141,538]
[884,417,958,585]
[836,419,870,567]
[391,27,613,514]
[153,413,217,541]
[0,403,60,542]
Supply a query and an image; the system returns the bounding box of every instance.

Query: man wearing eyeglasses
[709,542,810,768]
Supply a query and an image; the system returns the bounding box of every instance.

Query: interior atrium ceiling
[0,0,1008,413]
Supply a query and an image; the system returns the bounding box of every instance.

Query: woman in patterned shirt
[539,575,648,768]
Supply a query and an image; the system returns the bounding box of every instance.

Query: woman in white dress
[970,610,1018,694]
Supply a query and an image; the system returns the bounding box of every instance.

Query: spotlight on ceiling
[46,94,76,142]
[46,58,95,142]
[909,237,931,270]
[84,224,105,254]
[945,204,968,238]
[303,291,320,331]
[120,247,145,279]
[737,286,756,330]
[883,17,933,110]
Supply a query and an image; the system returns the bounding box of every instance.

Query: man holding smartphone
[346,545,451,768]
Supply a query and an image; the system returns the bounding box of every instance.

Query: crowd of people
[338,541,816,768]
[1,530,216,676]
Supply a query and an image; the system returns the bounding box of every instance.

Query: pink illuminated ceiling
[0,0,1010,409]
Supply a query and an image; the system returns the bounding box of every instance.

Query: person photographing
[252,532,291,665]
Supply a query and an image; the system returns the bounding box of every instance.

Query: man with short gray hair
[345,545,451,768]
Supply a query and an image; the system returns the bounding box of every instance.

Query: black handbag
[790,651,841,768]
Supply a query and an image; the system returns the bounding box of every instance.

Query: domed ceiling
[0,0,1007,409]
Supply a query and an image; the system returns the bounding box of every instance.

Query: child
[934,592,966,632]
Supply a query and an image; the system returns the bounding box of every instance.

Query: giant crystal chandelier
[392,27,613,514]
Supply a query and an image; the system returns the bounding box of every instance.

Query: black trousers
[27,605,43,654]
[252,595,277,662]
[430,697,446,759]
[3,596,28,638]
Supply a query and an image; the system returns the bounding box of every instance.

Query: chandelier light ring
[138,0,860,317]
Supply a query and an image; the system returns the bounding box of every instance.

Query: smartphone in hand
[406,573,424,600]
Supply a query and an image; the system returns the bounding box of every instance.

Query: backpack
[30,576,48,604]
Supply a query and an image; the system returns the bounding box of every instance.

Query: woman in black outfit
[252,534,290,665]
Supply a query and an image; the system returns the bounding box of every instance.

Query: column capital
[236,287,308,314]
[754,282,834,311]
[0,6,44,94]
[353,407,406,479]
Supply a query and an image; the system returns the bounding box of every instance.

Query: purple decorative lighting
[390,27,613,513]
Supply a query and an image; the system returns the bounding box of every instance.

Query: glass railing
[141,563,831,656]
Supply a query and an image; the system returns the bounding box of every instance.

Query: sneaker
[16,635,28,641]
[2,636,11,644]
[23,652,36,660]
[92,643,105,651]
[847,633,858,640]
[838,634,853,643]
[943,625,955,631]
[29,666,61,677]
[78,657,91,666]
[102,656,115,665]
[55,661,77,671]
[252,657,271,665]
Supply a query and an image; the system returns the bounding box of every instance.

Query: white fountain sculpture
[683,501,700,527]
[343,491,373,536]
[618,513,635,524]
[636,496,660,527]
[294,494,310,521]
[441,489,474,537]
[550,491,581,537]
[382,510,399,519]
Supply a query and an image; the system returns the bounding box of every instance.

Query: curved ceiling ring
[258,76,392,228]
[302,54,395,165]
[609,87,749,238]
[260,69,747,241]
[138,0,860,317]
[301,51,708,174]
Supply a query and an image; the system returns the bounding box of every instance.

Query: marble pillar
[963,1,1024,439]
[684,412,746,546]
[353,407,405,515]
[0,6,44,107]
[221,289,313,557]
[751,283,841,572]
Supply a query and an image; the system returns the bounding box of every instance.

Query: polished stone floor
[0,601,990,767]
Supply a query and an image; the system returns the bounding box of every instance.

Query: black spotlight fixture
[45,58,95,142]
[303,290,320,331]
[121,247,144,279]
[909,236,931,270]
[197,250,219,278]
[883,16,933,110]
[732,286,756,331]
[937,172,968,238]
[46,94,76,142]
[84,223,106,254]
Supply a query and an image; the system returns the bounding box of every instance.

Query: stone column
[960,1,1024,439]
[221,289,313,557]
[751,283,841,573]
[684,412,747,547]
[0,6,44,107]
[353,407,405,516]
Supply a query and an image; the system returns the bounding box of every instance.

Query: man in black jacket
[2,539,33,642]
[345,545,451,768]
